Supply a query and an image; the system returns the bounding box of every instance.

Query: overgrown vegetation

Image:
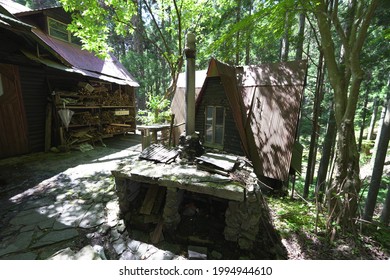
[136,93,171,125]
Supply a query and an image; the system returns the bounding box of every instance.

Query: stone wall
[224,183,263,250]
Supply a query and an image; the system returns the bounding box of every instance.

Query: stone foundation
[113,158,271,251]
[224,183,263,250]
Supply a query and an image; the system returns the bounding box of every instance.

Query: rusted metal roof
[0,2,32,31]
[196,153,238,172]
[0,0,31,14]
[238,60,307,181]
[31,28,139,87]
[21,49,136,86]
[139,144,179,163]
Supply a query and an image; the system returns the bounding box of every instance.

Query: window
[48,17,80,44]
[205,106,225,147]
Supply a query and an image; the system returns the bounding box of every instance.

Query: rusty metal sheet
[0,0,31,14]
[139,144,179,163]
[196,153,238,172]
[32,29,139,87]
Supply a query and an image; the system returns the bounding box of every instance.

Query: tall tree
[303,51,325,199]
[280,10,291,62]
[295,12,306,60]
[367,97,379,140]
[364,79,390,221]
[316,101,336,203]
[311,0,379,236]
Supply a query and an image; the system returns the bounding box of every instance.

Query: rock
[48,245,106,260]
[112,238,127,255]
[119,249,139,260]
[0,231,34,256]
[127,239,141,252]
[47,247,76,260]
[30,228,79,249]
[75,245,103,260]
[188,246,207,260]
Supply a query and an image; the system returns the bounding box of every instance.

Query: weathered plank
[196,153,238,171]
[139,184,161,215]
[139,144,179,163]
[150,219,164,244]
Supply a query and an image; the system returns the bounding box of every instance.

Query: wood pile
[54,81,135,148]
[101,89,133,106]
[56,84,133,107]
[70,112,100,126]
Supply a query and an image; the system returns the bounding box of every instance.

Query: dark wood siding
[195,77,243,155]
[19,65,48,153]
[0,64,29,158]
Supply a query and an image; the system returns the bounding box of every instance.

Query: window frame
[47,17,79,44]
[204,105,225,148]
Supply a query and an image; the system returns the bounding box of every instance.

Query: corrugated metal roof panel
[32,28,139,87]
[139,144,179,163]
[240,82,306,181]
[0,0,31,14]
[177,70,207,88]
[21,50,135,85]
[238,60,307,87]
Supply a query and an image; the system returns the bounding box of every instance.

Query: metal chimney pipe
[184,32,196,136]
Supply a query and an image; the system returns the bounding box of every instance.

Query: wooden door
[0,63,29,158]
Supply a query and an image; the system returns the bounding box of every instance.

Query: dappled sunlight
[0,135,159,259]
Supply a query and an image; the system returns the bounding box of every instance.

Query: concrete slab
[113,160,246,201]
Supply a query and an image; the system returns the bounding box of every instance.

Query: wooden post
[169,114,175,147]
[45,102,52,151]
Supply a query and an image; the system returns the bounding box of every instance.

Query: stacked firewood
[101,89,132,106]
[70,112,100,126]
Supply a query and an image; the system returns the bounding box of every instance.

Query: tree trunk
[358,84,370,152]
[367,97,379,140]
[316,103,336,203]
[280,11,290,62]
[235,0,242,65]
[365,85,390,221]
[371,100,388,165]
[295,13,305,60]
[313,0,378,237]
[327,121,361,235]
[380,185,390,225]
[303,52,325,198]
[245,0,253,65]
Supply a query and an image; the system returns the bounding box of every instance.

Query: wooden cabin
[171,58,307,185]
[0,1,139,158]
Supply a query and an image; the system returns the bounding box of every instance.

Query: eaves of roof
[31,28,139,87]
[22,49,137,86]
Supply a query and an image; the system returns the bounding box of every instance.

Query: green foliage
[137,93,171,125]
[59,0,137,57]
[268,196,326,238]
